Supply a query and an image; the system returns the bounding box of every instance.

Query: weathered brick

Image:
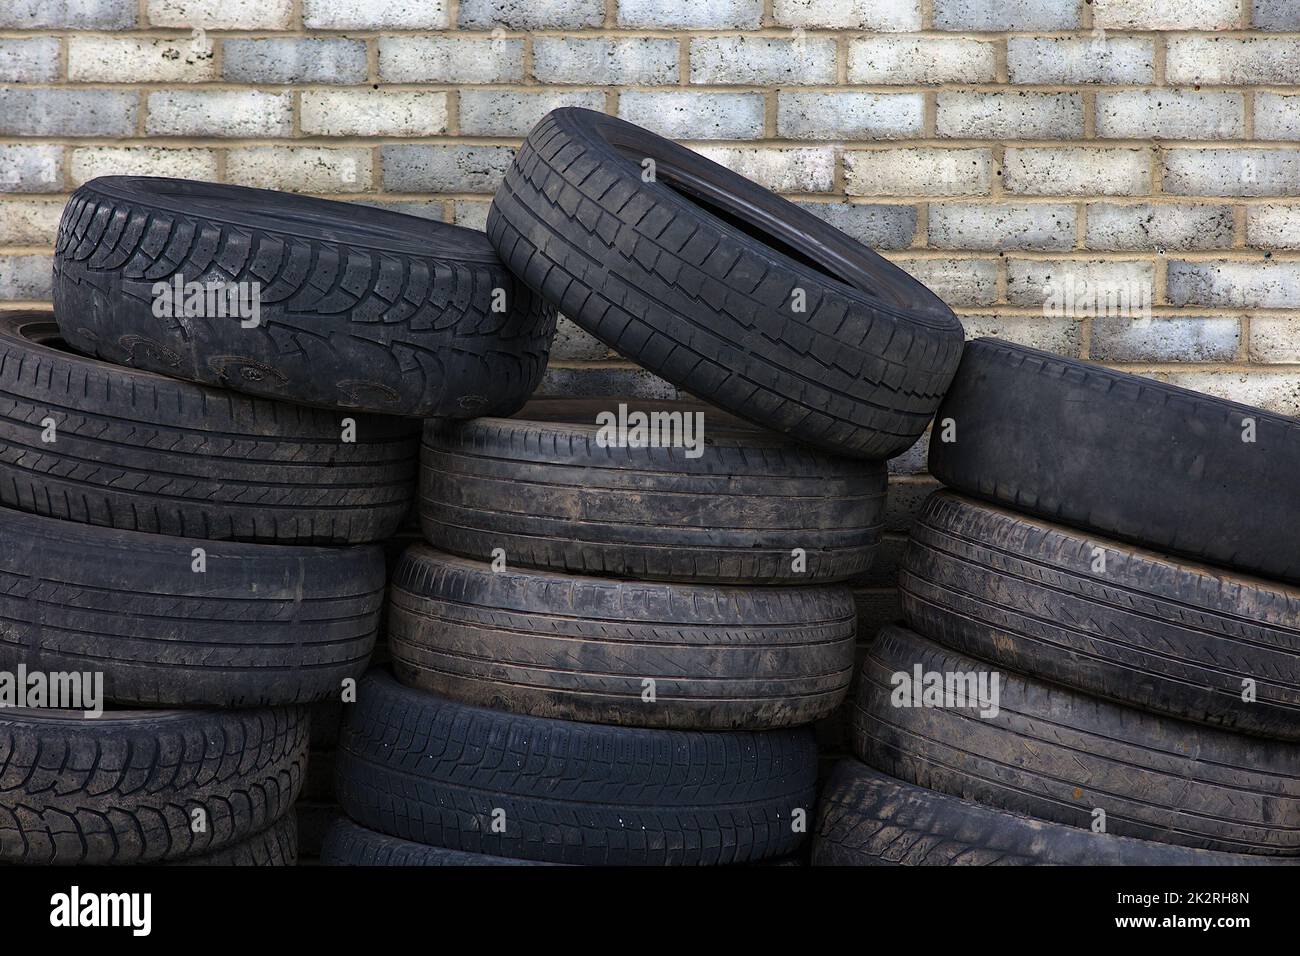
[1086,203,1235,251]
[1168,37,1300,85]
[690,37,837,86]
[1007,259,1156,313]
[147,91,291,138]
[225,39,368,85]
[1097,91,1245,141]
[452,201,490,231]
[778,93,923,141]
[380,37,522,84]
[0,255,53,301]
[382,144,515,193]
[301,91,448,137]
[0,39,60,83]
[227,147,373,193]
[958,315,1083,356]
[619,92,764,140]
[1094,0,1240,30]
[891,257,999,306]
[0,0,134,28]
[1163,149,1300,197]
[462,91,604,138]
[929,203,1077,251]
[538,364,680,399]
[795,202,917,250]
[1249,316,1300,362]
[1170,260,1300,309]
[934,0,1079,30]
[1247,205,1300,249]
[1004,148,1152,197]
[147,0,292,28]
[533,38,676,86]
[1007,37,1155,85]
[68,36,216,83]
[461,0,601,29]
[0,89,137,137]
[304,0,447,28]
[619,0,761,28]
[937,92,1083,139]
[1153,369,1300,417]
[550,318,611,361]
[1256,94,1300,141]
[1092,316,1240,363]
[692,147,834,193]
[0,199,62,244]
[845,148,993,197]
[1254,0,1300,29]
[0,145,63,193]
[773,0,920,30]
[847,37,995,85]
[357,199,447,220]
[70,146,217,184]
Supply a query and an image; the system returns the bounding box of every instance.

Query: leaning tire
[852,626,1300,855]
[488,108,964,459]
[0,507,384,707]
[321,817,551,866]
[53,176,556,417]
[420,397,886,583]
[388,546,857,730]
[929,337,1300,583]
[337,670,817,866]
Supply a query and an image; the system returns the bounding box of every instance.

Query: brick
[1097,91,1245,141]
[891,257,999,306]
[550,318,611,361]
[301,90,448,137]
[304,0,447,28]
[538,364,680,400]
[1163,149,1300,197]
[1247,205,1300,249]
[1094,0,1240,30]
[461,0,601,28]
[889,436,929,476]
[0,39,60,83]
[1007,259,1156,313]
[0,89,137,137]
[0,0,134,28]
[1249,316,1300,362]
[147,0,292,28]
[68,37,216,83]
[934,0,1079,30]
[356,199,447,220]
[847,37,995,85]
[1256,94,1300,141]
[1254,0,1300,29]
[692,146,834,193]
[778,93,923,141]
[0,146,63,193]
[1092,316,1240,363]
[380,37,523,84]
[794,202,917,250]
[533,38,676,86]
[690,37,837,86]
[845,148,993,197]
[1169,260,1300,309]
[225,39,368,85]
[452,201,490,231]
[937,93,1083,139]
[70,146,217,184]
[0,199,62,244]
[619,0,761,28]
[1153,369,1300,417]
[0,255,53,301]
[928,203,1077,251]
[619,92,764,140]
[147,91,291,138]
[227,147,373,193]
[381,144,515,193]
[773,0,920,30]
[1086,203,1235,251]
[958,315,1083,356]
[1003,148,1152,197]
[1167,37,1300,85]
[1007,37,1155,85]
[462,91,604,138]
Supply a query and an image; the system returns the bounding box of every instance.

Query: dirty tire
[388,545,857,729]
[852,626,1300,855]
[0,508,385,707]
[0,705,307,865]
[488,108,964,459]
[0,311,418,545]
[901,491,1300,741]
[321,817,552,866]
[53,176,556,417]
[929,337,1300,583]
[337,669,818,865]
[420,396,886,583]
[813,760,1294,866]
[175,814,299,867]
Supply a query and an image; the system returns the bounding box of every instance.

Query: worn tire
[388,546,857,730]
[929,337,1300,583]
[488,108,963,460]
[852,626,1300,855]
[53,176,556,417]
[0,507,385,707]
[901,491,1300,740]
[337,669,817,865]
[0,311,417,545]
[420,396,886,583]
[321,817,551,866]
[175,814,299,867]
[0,705,307,865]
[813,760,1293,866]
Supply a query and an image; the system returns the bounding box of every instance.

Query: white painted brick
[539,364,680,400]
[461,0,601,29]
[1007,37,1155,85]
[147,0,292,28]
[550,318,612,361]
[0,199,62,244]
[1170,260,1300,309]
[1254,0,1300,30]
[380,37,523,84]
[225,39,369,85]
[937,93,1084,139]
[1007,258,1157,312]
[0,89,137,137]
[382,144,515,193]
[533,38,677,85]
[1256,93,1300,141]
[0,145,63,193]
[462,91,604,138]
[847,37,995,84]
[690,37,837,86]
[70,146,217,184]
[1003,148,1152,196]
[68,36,216,83]
[1168,37,1300,85]
[1153,369,1300,417]
[147,91,291,138]
[959,315,1083,355]
[303,0,448,28]
[794,201,917,249]
[0,0,134,28]
[301,90,448,137]
[929,203,1077,251]
[845,149,993,197]
[356,199,446,220]
[0,255,53,301]
[1163,149,1300,197]
[773,0,920,30]
[890,257,999,306]
[1249,316,1300,362]
[0,39,60,82]
[778,93,923,141]
[1087,203,1235,251]
[1248,205,1300,249]
[619,92,764,140]
[1092,316,1240,362]
[1094,0,1240,30]
[227,147,373,193]
[934,0,1080,30]
[692,146,835,193]
[452,201,490,231]
[619,0,761,28]
[1097,91,1245,140]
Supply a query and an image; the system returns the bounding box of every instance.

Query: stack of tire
[321,108,968,866]
[815,339,1300,866]
[0,176,554,865]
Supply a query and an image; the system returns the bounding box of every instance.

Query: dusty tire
[0,311,418,545]
[420,396,886,583]
[852,626,1300,855]
[336,669,818,866]
[388,546,857,730]
[175,814,299,867]
[0,507,384,707]
[53,176,556,417]
[321,817,551,866]
[929,337,1300,583]
[901,491,1300,740]
[488,108,963,460]
[0,705,307,865]
[813,760,1293,866]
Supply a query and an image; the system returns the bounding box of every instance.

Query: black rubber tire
[388,545,857,730]
[53,176,557,417]
[929,337,1300,584]
[901,491,1300,741]
[487,108,964,460]
[336,669,817,866]
[175,814,299,867]
[321,817,552,866]
[0,311,418,545]
[420,396,886,583]
[852,626,1300,855]
[0,705,307,865]
[0,507,384,707]
[813,760,1294,866]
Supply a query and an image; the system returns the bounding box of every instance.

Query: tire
[929,337,1300,584]
[53,176,556,417]
[0,507,384,707]
[175,814,298,867]
[901,491,1300,740]
[0,311,418,545]
[337,669,817,866]
[388,546,857,730]
[321,817,552,866]
[813,760,1294,866]
[852,626,1300,855]
[0,705,307,865]
[420,396,886,583]
[487,108,964,460]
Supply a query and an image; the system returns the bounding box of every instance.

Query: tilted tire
[929,337,1300,584]
[53,176,556,417]
[420,396,886,583]
[901,491,1300,740]
[0,705,306,864]
[174,814,298,867]
[0,507,384,707]
[487,108,964,460]
[852,626,1300,855]
[388,545,857,730]
[337,670,818,865]
[0,311,417,545]
[321,817,551,866]
[813,760,1293,866]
